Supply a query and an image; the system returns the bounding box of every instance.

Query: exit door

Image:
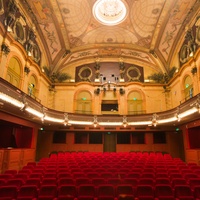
[103,132,116,152]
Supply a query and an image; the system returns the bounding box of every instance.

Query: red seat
[140,173,155,179]
[77,197,95,200]
[43,173,57,179]
[73,172,86,178]
[189,178,200,191]
[78,184,96,198]
[123,178,138,187]
[58,178,75,186]
[193,186,200,199]
[6,178,24,189]
[76,178,91,186]
[97,197,116,200]
[171,178,188,188]
[155,173,169,178]
[18,169,32,175]
[0,178,6,186]
[87,172,100,179]
[25,178,41,188]
[155,178,171,185]
[92,178,107,186]
[14,173,29,181]
[0,185,18,200]
[155,184,174,199]
[57,185,77,200]
[16,185,38,200]
[184,173,198,181]
[138,178,154,186]
[38,184,57,200]
[57,172,72,179]
[0,174,13,180]
[29,173,43,180]
[116,185,135,198]
[41,178,57,185]
[107,178,122,186]
[100,172,114,179]
[97,184,115,198]
[118,195,135,200]
[174,185,194,200]
[127,172,140,179]
[135,185,154,200]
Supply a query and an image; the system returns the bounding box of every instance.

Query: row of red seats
[1,183,200,200]
[2,170,200,183]
[1,176,200,190]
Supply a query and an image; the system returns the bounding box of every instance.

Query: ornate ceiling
[21,0,200,77]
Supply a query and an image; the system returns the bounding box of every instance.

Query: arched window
[6,57,21,88]
[183,75,193,101]
[75,91,92,114]
[127,91,144,114]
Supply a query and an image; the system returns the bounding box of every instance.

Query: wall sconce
[176,106,181,121]
[1,43,10,56]
[119,88,125,95]
[191,66,197,75]
[94,87,101,95]
[41,107,45,123]
[20,96,28,111]
[24,66,30,75]
[64,113,69,126]
[93,115,98,127]
[122,116,128,127]
[152,113,158,127]
[113,87,116,93]
[103,87,106,93]
[194,95,200,113]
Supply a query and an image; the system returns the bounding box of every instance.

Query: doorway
[103,132,116,152]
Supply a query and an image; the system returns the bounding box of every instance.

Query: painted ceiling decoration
[8,0,200,77]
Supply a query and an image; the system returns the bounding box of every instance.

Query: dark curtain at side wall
[15,127,33,148]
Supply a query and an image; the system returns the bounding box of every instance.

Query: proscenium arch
[57,48,166,76]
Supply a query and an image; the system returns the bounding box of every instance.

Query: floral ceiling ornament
[93,0,128,26]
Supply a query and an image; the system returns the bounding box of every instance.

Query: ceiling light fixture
[93,0,128,26]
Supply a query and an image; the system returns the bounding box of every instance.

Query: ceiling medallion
[93,0,128,26]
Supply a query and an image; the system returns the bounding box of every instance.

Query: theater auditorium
[0,0,200,199]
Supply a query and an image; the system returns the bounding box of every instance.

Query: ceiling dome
[93,0,128,26]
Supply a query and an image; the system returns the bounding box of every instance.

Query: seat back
[6,178,24,188]
[38,184,57,199]
[25,178,41,188]
[78,184,96,197]
[155,184,174,197]
[174,185,193,198]
[194,186,200,199]
[116,185,135,197]
[97,185,115,197]
[58,185,77,198]
[17,185,38,199]
[0,186,17,199]
[76,178,91,186]
[136,185,154,198]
